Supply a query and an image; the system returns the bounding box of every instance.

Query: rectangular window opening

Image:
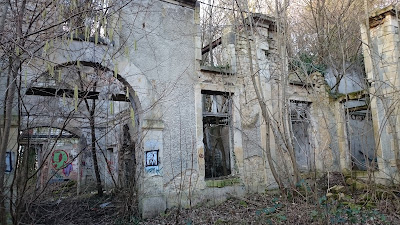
[202,91,232,179]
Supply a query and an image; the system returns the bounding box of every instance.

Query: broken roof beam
[25,87,130,102]
[346,105,369,112]
[202,37,222,55]
[337,90,369,103]
[20,134,78,139]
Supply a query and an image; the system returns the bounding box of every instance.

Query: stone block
[140,195,167,219]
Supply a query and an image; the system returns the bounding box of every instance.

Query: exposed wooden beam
[346,105,369,112]
[202,37,222,55]
[26,87,130,102]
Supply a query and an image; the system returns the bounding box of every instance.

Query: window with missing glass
[289,100,312,171]
[202,90,232,179]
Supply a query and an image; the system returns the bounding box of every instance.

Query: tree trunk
[275,0,301,185]
[0,2,11,223]
[88,98,103,196]
[0,57,18,225]
[0,0,25,217]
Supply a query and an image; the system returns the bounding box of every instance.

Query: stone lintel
[200,65,235,75]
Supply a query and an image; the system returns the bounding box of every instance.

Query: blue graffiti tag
[145,166,163,175]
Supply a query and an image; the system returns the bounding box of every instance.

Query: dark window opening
[120,124,135,186]
[202,91,232,179]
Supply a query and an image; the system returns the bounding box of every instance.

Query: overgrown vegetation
[19,172,400,224]
[142,174,400,224]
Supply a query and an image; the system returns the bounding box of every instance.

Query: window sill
[200,65,235,75]
[205,177,241,188]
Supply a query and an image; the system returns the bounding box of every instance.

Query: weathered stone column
[334,101,351,172]
[139,119,166,218]
[361,6,400,183]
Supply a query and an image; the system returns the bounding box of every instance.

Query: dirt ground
[21,174,400,224]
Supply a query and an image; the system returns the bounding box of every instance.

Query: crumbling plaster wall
[117,0,199,218]
[18,104,119,192]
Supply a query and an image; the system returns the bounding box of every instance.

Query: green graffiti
[52,150,68,169]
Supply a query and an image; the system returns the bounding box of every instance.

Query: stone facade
[0,0,339,218]
[4,0,400,220]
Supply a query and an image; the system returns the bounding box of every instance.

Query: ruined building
[1,1,399,218]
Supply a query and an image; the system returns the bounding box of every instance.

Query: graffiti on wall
[145,166,162,175]
[50,149,75,180]
[52,150,69,169]
[63,163,73,177]
[51,169,64,179]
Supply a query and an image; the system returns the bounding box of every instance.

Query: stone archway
[24,60,142,190]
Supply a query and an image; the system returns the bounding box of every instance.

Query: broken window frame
[345,107,377,171]
[289,100,313,171]
[289,100,310,123]
[202,90,233,179]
